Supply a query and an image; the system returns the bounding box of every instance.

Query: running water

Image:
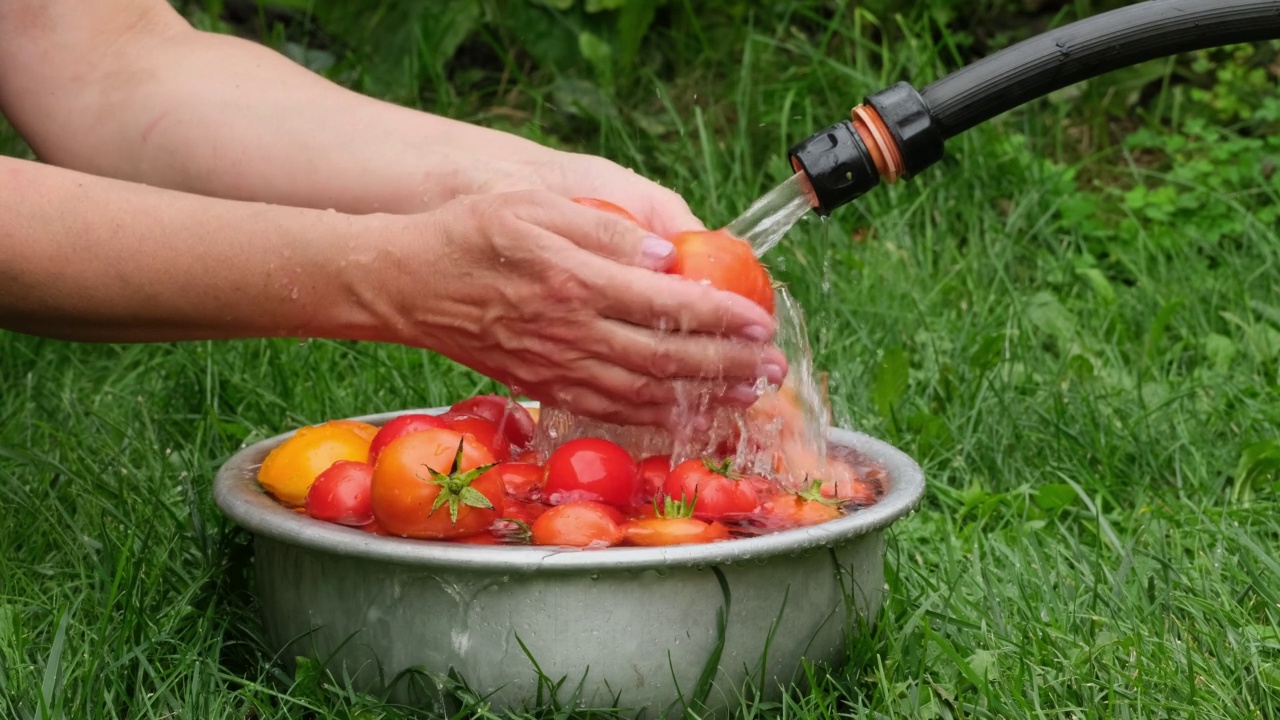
[530,170,841,491]
[726,172,819,258]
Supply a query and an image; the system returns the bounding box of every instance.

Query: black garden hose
[788,0,1280,215]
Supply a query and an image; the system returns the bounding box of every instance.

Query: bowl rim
[213,406,926,572]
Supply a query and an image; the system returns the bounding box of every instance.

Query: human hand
[357,190,787,427]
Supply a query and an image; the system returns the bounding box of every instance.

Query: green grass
[3,1,1280,717]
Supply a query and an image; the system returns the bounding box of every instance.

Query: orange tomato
[370,428,505,539]
[759,493,842,528]
[622,517,731,546]
[257,421,374,507]
[530,501,625,548]
[668,229,775,314]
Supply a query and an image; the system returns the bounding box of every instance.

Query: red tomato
[491,461,544,501]
[438,411,511,462]
[503,499,550,525]
[623,517,731,546]
[572,197,644,227]
[637,455,672,498]
[450,395,537,451]
[370,428,504,539]
[516,449,540,464]
[814,458,881,505]
[662,457,763,521]
[367,413,449,464]
[543,438,639,508]
[668,230,774,314]
[304,460,375,526]
[531,501,625,548]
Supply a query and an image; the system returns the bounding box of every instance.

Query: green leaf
[578,30,614,88]
[458,486,494,510]
[1231,439,1280,505]
[1035,483,1076,511]
[1204,333,1238,372]
[1075,267,1116,305]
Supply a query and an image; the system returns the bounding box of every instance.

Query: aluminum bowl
[213,407,925,716]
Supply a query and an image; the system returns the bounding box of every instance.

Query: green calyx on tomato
[654,493,698,520]
[701,457,741,479]
[795,477,841,506]
[422,438,498,524]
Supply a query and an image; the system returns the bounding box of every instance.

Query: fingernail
[640,235,675,269]
[759,361,787,385]
[727,382,760,405]
[741,324,773,343]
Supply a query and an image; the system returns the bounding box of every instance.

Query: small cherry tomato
[438,411,511,462]
[662,457,763,521]
[450,395,537,451]
[503,499,550,525]
[370,428,504,539]
[759,493,842,529]
[637,455,672,498]
[305,460,375,526]
[543,438,639,508]
[257,421,373,507]
[531,501,625,548]
[367,413,448,464]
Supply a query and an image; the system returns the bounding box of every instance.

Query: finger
[533,384,673,428]
[580,259,777,343]
[629,187,707,237]
[594,320,789,387]
[559,353,776,409]
[512,190,677,272]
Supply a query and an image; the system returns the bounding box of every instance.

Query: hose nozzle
[787,82,945,215]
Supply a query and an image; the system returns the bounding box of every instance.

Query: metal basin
[213,407,925,716]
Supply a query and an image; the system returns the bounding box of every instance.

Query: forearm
[0,155,388,342]
[0,1,555,215]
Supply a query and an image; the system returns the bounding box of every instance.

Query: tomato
[491,461,544,501]
[370,428,504,539]
[516,449,540,464]
[258,421,373,507]
[450,395,537,450]
[367,413,449,464]
[572,197,644,227]
[759,493,842,529]
[304,460,375,526]
[668,230,774,314]
[503,500,550,525]
[662,457,763,521]
[623,517,730,546]
[543,438,639,508]
[531,501,625,548]
[637,455,672,498]
[329,419,380,442]
[438,411,511,462]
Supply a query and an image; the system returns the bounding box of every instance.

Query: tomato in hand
[668,230,774,314]
[544,438,639,508]
[572,197,644,227]
[531,501,625,548]
[450,395,537,451]
[370,428,504,539]
[257,421,374,507]
[662,457,764,521]
[438,411,511,462]
[367,413,448,464]
[305,460,375,526]
[491,461,544,501]
[636,455,672,498]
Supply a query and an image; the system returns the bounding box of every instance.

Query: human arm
[0,0,703,233]
[0,155,784,426]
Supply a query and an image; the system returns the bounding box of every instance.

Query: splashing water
[726,172,819,258]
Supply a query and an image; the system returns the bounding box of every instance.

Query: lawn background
[2,0,1279,717]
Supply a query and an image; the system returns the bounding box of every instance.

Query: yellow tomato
[257,422,373,506]
[328,419,379,442]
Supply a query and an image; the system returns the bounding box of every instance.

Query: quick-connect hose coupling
[787,82,945,215]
